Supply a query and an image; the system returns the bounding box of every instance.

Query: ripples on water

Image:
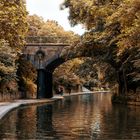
[0,93,140,140]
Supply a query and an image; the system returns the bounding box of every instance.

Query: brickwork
[23,43,69,69]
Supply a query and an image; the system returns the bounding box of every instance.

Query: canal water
[0,93,140,140]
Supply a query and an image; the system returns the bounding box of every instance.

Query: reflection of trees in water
[16,106,37,139]
[51,94,103,139]
[0,106,37,139]
[0,94,140,139]
[0,110,18,139]
[98,104,140,139]
[36,105,53,130]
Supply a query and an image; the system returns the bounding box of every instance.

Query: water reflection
[0,93,140,139]
[36,104,57,139]
[0,106,37,139]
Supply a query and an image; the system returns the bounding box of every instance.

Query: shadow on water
[36,104,58,139]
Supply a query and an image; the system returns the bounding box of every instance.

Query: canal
[0,93,140,139]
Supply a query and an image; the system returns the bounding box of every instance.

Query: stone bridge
[23,36,71,98]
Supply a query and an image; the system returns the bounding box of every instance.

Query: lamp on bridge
[36,49,45,69]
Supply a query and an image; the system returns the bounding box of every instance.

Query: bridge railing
[25,36,71,44]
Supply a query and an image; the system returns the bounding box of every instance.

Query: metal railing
[25,36,71,44]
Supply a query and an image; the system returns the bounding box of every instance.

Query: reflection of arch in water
[36,104,58,139]
[36,104,53,130]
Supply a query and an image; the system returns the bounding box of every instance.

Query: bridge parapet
[25,36,71,44]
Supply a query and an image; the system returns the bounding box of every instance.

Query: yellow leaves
[54,58,84,85]
[103,0,140,57]
[22,76,37,97]
[0,0,28,48]
[61,0,140,91]
[0,62,15,75]
[28,15,79,44]
[118,0,140,52]
[0,39,17,89]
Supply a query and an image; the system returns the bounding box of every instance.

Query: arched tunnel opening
[37,57,114,99]
[37,57,65,98]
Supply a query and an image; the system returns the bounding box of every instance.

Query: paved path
[0,98,59,120]
[0,91,109,120]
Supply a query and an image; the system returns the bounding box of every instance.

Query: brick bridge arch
[24,37,100,98]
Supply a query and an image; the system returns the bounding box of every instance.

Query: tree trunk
[122,68,128,95]
[117,70,126,96]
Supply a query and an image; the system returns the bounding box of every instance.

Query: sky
[26,0,85,35]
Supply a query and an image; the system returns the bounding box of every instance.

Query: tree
[16,55,37,98]
[62,0,140,96]
[27,15,79,43]
[53,58,83,90]
[0,40,18,95]
[0,0,28,100]
[27,14,44,36]
[0,0,28,49]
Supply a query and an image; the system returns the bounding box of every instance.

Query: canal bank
[0,93,80,120]
[0,98,62,120]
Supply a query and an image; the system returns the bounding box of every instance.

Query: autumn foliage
[62,0,140,98]
[0,0,139,102]
[0,0,27,100]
